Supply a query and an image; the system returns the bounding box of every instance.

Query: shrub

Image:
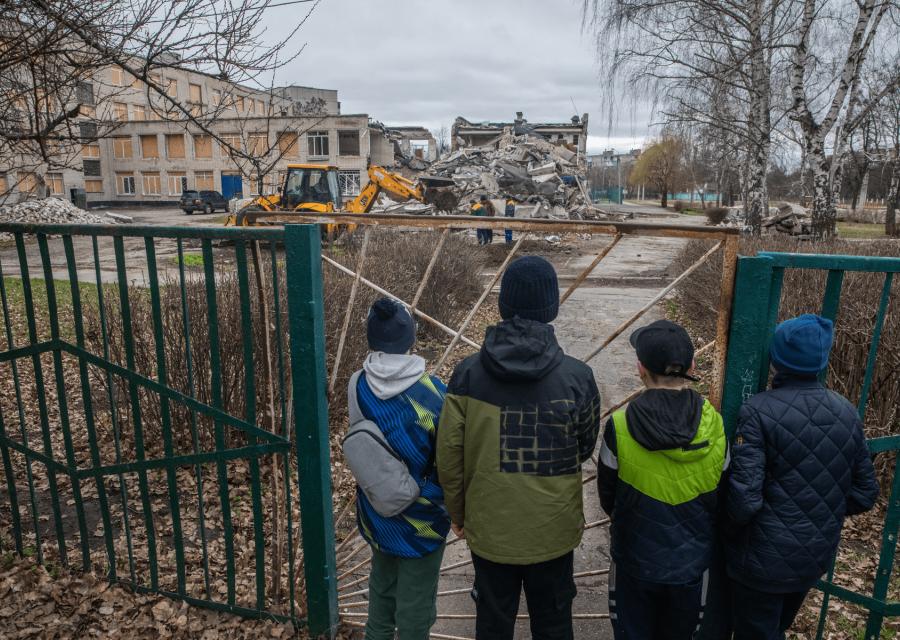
[705,207,730,225]
[673,201,686,213]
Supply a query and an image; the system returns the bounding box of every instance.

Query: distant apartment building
[451,111,589,158]
[1,64,396,207]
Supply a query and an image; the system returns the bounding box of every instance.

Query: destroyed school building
[452,112,589,159]
[0,63,433,207]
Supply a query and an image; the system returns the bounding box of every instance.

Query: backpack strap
[347,370,366,426]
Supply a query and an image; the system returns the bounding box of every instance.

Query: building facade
[451,111,589,158]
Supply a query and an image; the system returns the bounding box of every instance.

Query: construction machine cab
[282,165,342,210]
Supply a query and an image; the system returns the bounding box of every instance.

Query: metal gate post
[719,255,774,437]
[285,224,339,638]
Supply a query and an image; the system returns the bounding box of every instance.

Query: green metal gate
[0,223,338,636]
[721,251,900,639]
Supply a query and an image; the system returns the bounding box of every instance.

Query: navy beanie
[367,298,415,354]
[769,314,834,374]
[498,256,559,323]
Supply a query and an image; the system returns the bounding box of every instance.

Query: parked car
[181,190,229,214]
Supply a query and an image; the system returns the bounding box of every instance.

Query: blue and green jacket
[355,371,450,558]
[597,388,728,583]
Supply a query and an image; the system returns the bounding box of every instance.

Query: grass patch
[837,222,887,239]
[172,252,204,268]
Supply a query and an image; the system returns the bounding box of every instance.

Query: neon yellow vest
[613,400,726,506]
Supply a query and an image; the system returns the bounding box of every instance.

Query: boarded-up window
[167,172,188,195]
[140,135,159,159]
[236,96,245,112]
[142,172,161,194]
[212,90,221,106]
[193,135,212,158]
[83,160,101,177]
[247,134,267,156]
[113,102,128,121]
[165,78,177,97]
[249,174,260,196]
[220,133,241,155]
[195,171,214,191]
[46,173,64,195]
[117,172,135,195]
[113,137,133,159]
[166,134,185,159]
[80,104,96,118]
[0,175,7,194]
[307,130,329,157]
[189,83,202,103]
[278,131,298,157]
[110,67,125,86]
[16,172,37,194]
[258,100,267,115]
[84,179,103,193]
[82,142,100,158]
[338,131,360,156]
[132,104,147,120]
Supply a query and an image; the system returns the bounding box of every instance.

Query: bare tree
[628,137,684,208]
[432,125,450,158]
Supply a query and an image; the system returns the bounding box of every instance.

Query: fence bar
[93,236,136,581]
[710,234,739,409]
[285,224,339,637]
[559,233,622,305]
[235,241,267,610]
[410,228,451,312]
[323,256,480,349]
[63,235,116,578]
[818,270,845,385]
[857,272,893,418]
[756,267,784,393]
[864,454,900,638]
[583,241,723,364]
[329,228,372,395]
[176,238,212,598]
[113,235,159,587]
[434,232,529,371]
[15,233,67,565]
[201,238,237,605]
[145,237,187,595]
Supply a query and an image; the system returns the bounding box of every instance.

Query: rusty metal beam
[559,233,623,305]
[329,228,371,395]
[411,228,450,313]
[709,234,739,410]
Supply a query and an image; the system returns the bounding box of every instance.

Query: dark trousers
[471,551,575,640]
[608,561,706,639]
[504,211,514,243]
[695,541,733,640]
[731,581,807,640]
[477,228,493,245]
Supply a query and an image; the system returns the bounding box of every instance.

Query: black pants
[695,541,733,640]
[477,228,493,245]
[609,561,706,639]
[471,551,575,640]
[731,581,807,640]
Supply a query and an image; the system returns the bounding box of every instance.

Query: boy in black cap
[597,319,728,639]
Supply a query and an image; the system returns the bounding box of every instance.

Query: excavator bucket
[420,175,459,212]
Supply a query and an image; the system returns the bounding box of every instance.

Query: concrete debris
[762,202,813,238]
[0,198,126,241]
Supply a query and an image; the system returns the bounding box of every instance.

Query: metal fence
[0,223,337,635]
[721,251,900,639]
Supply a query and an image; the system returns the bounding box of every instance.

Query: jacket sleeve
[846,419,880,516]
[596,418,618,517]
[726,403,766,526]
[436,392,467,526]
[576,376,602,465]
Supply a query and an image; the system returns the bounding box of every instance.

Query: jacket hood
[625,389,713,460]
[479,317,564,382]
[362,352,426,400]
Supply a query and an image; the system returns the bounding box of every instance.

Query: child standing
[350,298,450,640]
[597,319,728,639]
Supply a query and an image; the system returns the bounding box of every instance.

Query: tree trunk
[852,166,869,214]
[661,184,668,208]
[887,156,899,237]
[809,138,837,236]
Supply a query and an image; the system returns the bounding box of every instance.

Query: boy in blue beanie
[352,298,450,640]
[725,314,879,639]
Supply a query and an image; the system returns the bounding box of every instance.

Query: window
[247,133,267,156]
[195,171,214,191]
[113,102,128,122]
[338,131,360,156]
[189,83,202,103]
[249,174,260,196]
[132,75,143,90]
[212,90,221,107]
[193,134,212,159]
[307,130,329,157]
[0,175,7,194]
[278,131,298,157]
[110,67,125,86]
[77,82,94,106]
[112,137,133,159]
[132,104,147,120]
[149,72,161,87]
[167,172,188,195]
[80,104,96,118]
[338,170,361,196]
[83,160,101,177]
[572,134,579,146]
[117,173,135,195]
[46,173,64,195]
[80,122,98,140]
[220,133,241,156]
[142,172,161,195]
[258,99,266,115]
[140,135,159,159]
[82,142,100,158]
[236,96,245,112]
[166,134,185,159]
[16,172,37,194]
[84,179,103,193]
[165,78,177,98]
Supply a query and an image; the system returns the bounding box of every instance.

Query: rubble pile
[762,202,814,238]
[423,130,597,220]
[0,198,124,241]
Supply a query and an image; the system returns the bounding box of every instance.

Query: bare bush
[705,207,730,225]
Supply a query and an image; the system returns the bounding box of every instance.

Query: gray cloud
[265,0,652,153]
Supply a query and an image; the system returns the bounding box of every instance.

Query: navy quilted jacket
[725,374,879,593]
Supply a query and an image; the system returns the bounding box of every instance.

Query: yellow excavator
[225,164,458,229]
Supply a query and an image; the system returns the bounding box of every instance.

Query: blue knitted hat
[367,298,415,354]
[769,314,834,374]
[498,256,559,323]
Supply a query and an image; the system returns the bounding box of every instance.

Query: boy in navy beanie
[353,298,450,639]
[724,314,878,639]
[438,256,601,639]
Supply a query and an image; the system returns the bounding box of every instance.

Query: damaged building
[451,112,589,159]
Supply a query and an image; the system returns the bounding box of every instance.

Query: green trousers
[365,544,445,640]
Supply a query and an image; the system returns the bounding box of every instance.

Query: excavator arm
[345,166,426,213]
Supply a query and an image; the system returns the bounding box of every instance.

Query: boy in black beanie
[437,256,601,640]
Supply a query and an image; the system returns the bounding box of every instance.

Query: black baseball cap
[629,319,698,381]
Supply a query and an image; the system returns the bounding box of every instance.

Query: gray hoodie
[361,352,427,400]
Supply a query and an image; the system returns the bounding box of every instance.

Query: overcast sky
[266,0,653,154]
